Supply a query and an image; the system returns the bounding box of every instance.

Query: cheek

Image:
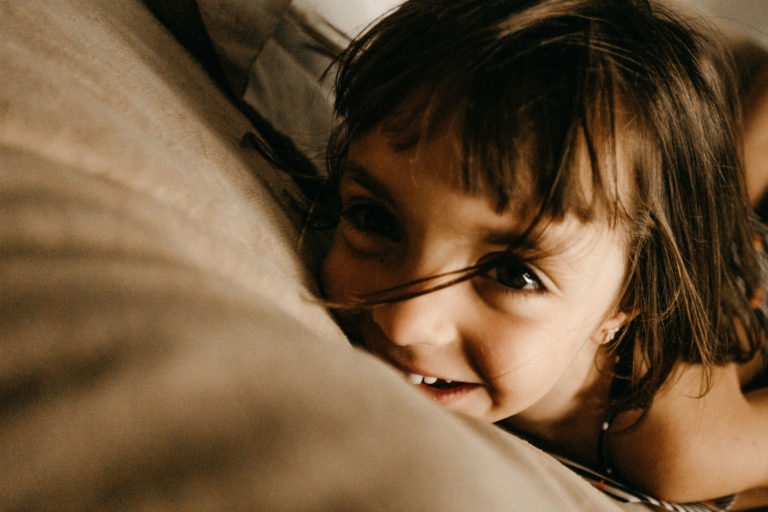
[321,235,379,301]
[474,313,594,383]
[321,238,350,301]
[468,314,540,378]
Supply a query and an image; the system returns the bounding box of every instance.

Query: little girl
[314,0,768,509]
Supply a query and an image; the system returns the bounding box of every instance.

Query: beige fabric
[0,0,638,510]
[194,0,340,168]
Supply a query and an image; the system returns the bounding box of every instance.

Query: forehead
[347,118,635,227]
[344,126,630,259]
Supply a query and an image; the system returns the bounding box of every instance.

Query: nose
[371,284,462,348]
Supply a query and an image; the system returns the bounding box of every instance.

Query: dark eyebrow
[345,161,538,247]
[483,215,550,251]
[342,160,546,254]
[483,231,523,247]
[341,162,398,206]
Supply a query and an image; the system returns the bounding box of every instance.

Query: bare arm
[607,363,768,503]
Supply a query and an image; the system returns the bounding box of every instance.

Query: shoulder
[608,362,759,502]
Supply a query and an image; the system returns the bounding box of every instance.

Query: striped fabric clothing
[553,454,737,512]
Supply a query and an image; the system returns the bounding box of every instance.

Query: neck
[500,347,615,466]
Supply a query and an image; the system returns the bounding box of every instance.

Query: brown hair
[323,0,764,414]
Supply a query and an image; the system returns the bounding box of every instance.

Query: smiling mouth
[405,372,462,389]
[402,372,480,404]
[355,320,480,399]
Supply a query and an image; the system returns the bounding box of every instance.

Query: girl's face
[322,127,630,424]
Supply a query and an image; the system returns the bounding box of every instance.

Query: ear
[590,311,634,345]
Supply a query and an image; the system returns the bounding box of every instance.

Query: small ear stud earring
[604,327,619,344]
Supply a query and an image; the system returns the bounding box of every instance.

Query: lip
[383,359,484,404]
[413,381,481,404]
[385,358,457,386]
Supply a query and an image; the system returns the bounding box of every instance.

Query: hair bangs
[330,2,636,235]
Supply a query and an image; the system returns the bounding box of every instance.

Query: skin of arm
[607,361,768,503]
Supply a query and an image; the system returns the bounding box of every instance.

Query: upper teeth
[405,373,451,385]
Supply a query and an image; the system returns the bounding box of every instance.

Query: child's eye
[341,203,402,241]
[486,262,544,291]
